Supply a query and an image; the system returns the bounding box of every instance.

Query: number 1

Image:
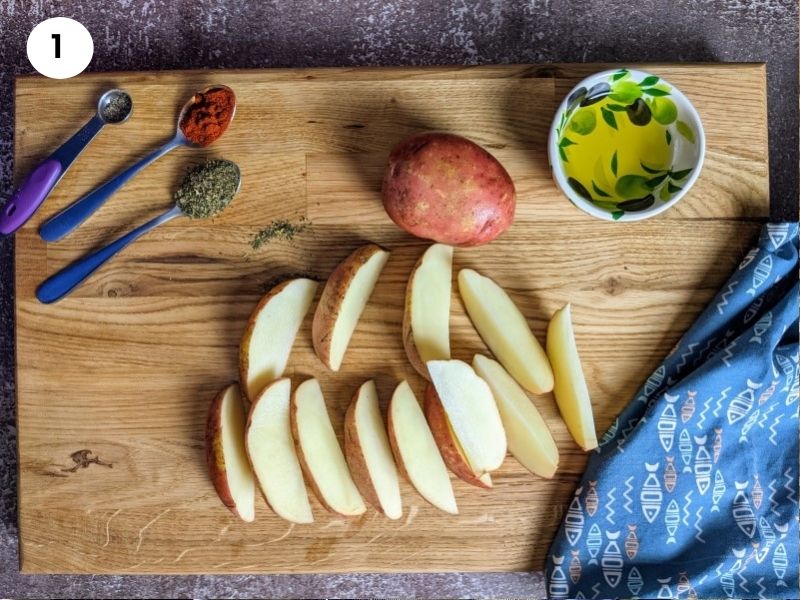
[52,33,60,58]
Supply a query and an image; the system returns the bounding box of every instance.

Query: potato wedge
[313,244,390,371]
[427,359,507,475]
[239,278,318,402]
[423,383,493,488]
[246,378,314,524]
[547,303,598,451]
[458,268,554,394]
[344,380,402,519]
[472,354,559,478]
[291,378,366,516]
[387,381,458,515]
[402,244,453,378]
[206,383,256,522]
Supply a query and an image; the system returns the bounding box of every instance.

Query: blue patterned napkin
[546,222,799,599]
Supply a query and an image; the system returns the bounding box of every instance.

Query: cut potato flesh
[388,381,457,515]
[404,244,453,378]
[345,381,403,519]
[547,303,598,451]
[427,359,507,474]
[328,250,388,371]
[458,268,554,394]
[472,354,559,478]
[241,278,318,401]
[423,383,493,488]
[206,383,256,522]
[314,245,390,371]
[292,379,366,516]
[246,379,313,524]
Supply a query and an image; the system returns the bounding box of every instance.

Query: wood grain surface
[14,64,768,574]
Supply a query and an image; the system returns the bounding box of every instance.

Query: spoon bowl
[97,89,133,125]
[177,84,237,148]
[175,159,242,218]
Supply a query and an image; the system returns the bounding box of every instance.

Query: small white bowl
[548,68,705,221]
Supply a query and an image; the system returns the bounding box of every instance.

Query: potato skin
[239,279,296,404]
[343,388,384,514]
[386,398,412,484]
[206,383,250,520]
[312,243,388,371]
[382,132,516,247]
[289,382,335,513]
[401,252,429,379]
[423,383,492,489]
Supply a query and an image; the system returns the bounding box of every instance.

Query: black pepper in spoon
[100,91,133,124]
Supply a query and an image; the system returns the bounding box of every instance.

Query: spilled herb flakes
[251,217,311,249]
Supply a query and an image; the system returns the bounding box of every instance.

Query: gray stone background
[0,1,797,598]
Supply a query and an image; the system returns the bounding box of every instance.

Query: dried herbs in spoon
[175,159,240,219]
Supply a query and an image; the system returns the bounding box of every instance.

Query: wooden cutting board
[14,64,768,574]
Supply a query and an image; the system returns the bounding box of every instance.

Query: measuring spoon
[36,160,241,304]
[0,89,133,235]
[39,85,236,243]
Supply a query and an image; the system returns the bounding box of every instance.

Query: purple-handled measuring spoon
[0,88,133,235]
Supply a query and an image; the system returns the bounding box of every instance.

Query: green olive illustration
[650,97,678,125]
[569,108,597,135]
[610,80,641,103]
[615,174,650,199]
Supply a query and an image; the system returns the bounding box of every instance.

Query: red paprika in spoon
[179,85,236,146]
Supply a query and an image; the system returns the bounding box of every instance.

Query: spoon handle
[36,205,182,304]
[0,115,105,236]
[39,134,184,242]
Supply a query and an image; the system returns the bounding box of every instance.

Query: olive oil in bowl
[551,69,704,221]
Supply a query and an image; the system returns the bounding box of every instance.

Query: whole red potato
[381,132,516,247]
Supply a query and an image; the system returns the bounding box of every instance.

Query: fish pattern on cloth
[546,223,799,600]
